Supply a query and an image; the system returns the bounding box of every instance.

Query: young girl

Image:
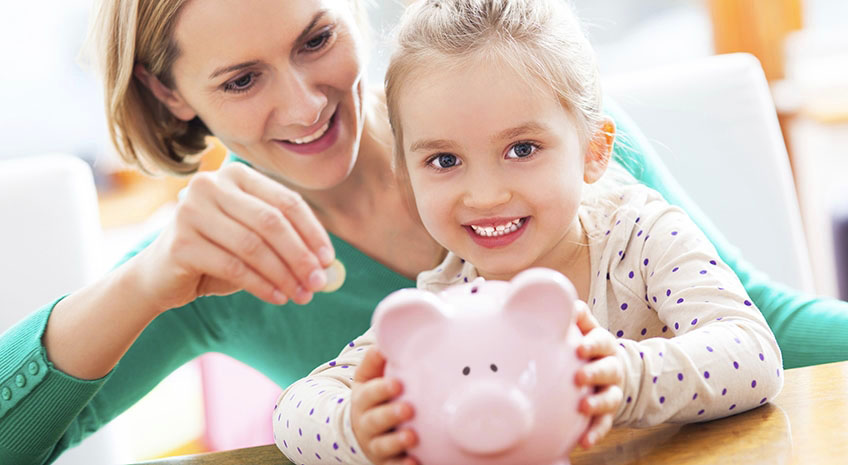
[272,1,783,464]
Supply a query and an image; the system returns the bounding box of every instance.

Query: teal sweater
[1,102,847,464]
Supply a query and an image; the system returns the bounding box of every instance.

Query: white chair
[0,153,118,465]
[604,53,815,293]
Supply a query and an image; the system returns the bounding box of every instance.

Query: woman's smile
[275,108,341,155]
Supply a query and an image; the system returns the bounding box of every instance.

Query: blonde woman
[0,0,844,463]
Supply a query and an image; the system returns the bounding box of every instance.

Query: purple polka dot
[644,258,649,266]
[337,398,344,404]
[706,345,713,352]
[666,289,671,296]
[636,217,641,223]
[672,267,679,272]
[627,396,632,403]
[641,328,647,336]
[729,404,736,410]
[629,271,635,279]
[677,373,684,381]
[645,235,650,240]
[351,447,357,454]
[659,396,665,404]
[283,440,288,448]
[621,303,628,310]
[733,361,739,369]
[285,418,288,427]
[653,376,658,384]
[616,220,621,225]
[760,397,767,404]
[464,277,468,282]
[751,380,757,388]
[674,322,679,330]
[316,453,322,459]
[662,325,668,333]
[710,260,717,265]
[722,388,727,396]
[671,231,678,236]
[734,337,741,344]
[297,447,302,455]
[698,409,705,415]
[592,298,596,305]
[296,401,302,408]
[699,270,707,275]
[639,351,644,359]
[309,408,314,415]
[744,300,752,306]
[616,330,624,337]
[317,433,321,441]
[329,361,336,367]
[659,351,664,357]
[326,416,330,424]
[704,371,710,379]
[653,296,657,303]
[677,298,685,304]
[605,230,611,235]
[693,393,698,400]
[348,341,355,347]
[692,318,699,326]
[299,428,302,436]
[777,369,781,377]
[606,273,610,280]
[637,230,643,237]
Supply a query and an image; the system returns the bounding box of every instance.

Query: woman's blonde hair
[88,0,370,175]
[386,0,607,183]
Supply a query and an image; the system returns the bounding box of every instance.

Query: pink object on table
[373,268,589,465]
[198,353,281,451]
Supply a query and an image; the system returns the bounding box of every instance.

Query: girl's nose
[272,69,327,127]
[462,171,512,211]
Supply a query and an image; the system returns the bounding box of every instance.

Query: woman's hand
[134,163,335,313]
[574,300,624,449]
[351,348,419,465]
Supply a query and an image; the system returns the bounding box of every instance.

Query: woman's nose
[272,69,327,127]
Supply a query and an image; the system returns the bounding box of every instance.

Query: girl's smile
[464,216,530,248]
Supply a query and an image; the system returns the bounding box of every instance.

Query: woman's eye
[223,72,258,93]
[428,153,461,170]
[304,31,332,52]
[507,142,537,159]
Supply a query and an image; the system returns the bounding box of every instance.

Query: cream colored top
[272,183,783,465]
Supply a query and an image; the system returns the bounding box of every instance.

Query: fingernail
[318,246,334,265]
[308,268,327,291]
[295,286,312,303]
[272,290,287,305]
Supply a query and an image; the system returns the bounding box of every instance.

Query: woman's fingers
[228,163,334,265]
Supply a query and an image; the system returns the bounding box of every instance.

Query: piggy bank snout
[445,383,533,455]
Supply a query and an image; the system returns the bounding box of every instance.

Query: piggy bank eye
[490,364,498,372]
[462,366,471,376]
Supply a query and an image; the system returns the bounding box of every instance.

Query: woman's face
[166,0,366,190]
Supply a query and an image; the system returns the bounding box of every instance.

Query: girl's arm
[273,331,376,465]
[610,193,783,427]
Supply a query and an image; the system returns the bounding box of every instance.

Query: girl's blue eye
[428,153,461,170]
[507,142,536,159]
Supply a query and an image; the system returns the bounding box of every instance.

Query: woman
[0,0,844,463]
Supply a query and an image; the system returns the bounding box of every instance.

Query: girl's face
[163,0,366,190]
[399,59,607,280]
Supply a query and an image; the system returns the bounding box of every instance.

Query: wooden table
[134,360,848,465]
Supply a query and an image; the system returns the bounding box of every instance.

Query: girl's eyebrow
[493,122,548,142]
[408,138,457,153]
[207,10,328,81]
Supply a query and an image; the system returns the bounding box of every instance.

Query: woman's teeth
[470,218,525,237]
[288,119,331,144]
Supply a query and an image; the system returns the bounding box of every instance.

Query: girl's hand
[574,300,624,449]
[134,163,335,314]
[351,348,419,465]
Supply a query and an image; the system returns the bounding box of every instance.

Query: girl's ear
[133,64,197,122]
[584,117,616,184]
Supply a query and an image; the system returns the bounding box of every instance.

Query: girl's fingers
[368,429,418,461]
[354,348,387,383]
[577,327,617,360]
[228,164,335,266]
[178,233,287,305]
[353,377,403,414]
[576,356,624,387]
[580,412,614,449]
[574,300,599,335]
[359,401,414,437]
[580,384,624,416]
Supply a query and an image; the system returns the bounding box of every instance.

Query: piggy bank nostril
[462,366,471,376]
[490,364,498,372]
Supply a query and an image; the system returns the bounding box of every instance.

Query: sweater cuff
[0,297,110,455]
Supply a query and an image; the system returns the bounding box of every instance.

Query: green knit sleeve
[607,97,848,368]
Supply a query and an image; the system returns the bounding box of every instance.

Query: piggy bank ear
[372,289,447,360]
[503,268,578,340]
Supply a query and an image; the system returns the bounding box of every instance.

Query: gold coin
[321,259,346,293]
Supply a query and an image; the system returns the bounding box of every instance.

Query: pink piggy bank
[372,268,590,465]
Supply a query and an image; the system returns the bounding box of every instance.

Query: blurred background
[1,0,846,463]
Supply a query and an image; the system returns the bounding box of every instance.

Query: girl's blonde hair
[386,0,606,182]
[88,0,369,175]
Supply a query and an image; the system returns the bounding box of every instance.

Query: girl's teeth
[289,120,330,144]
[470,218,524,237]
